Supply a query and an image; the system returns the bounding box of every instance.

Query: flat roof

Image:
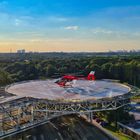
[6,80,130,101]
[118,121,140,135]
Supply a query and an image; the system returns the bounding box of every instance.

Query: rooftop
[6,79,130,102]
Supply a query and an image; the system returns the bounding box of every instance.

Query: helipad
[6,80,131,101]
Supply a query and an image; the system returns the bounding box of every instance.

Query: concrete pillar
[17,107,21,129]
[0,113,3,135]
[90,112,93,122]
[45,104,48,119]
[88,112,93,123]
[137,134,140,140]
[31,105,34,123]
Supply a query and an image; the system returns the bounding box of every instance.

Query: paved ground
[2,115,113,140]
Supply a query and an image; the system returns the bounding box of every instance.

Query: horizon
[0,0,140,52]
[0,49,140,53]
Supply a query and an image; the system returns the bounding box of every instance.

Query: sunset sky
[0,0,140,52]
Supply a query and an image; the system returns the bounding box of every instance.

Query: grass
[105,125,134,140]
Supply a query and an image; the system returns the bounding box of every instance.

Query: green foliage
[0,69,12,86]
[45,64,57,77]
[5,62,39,81]
[0,55,140,87]
[105,125,134,140]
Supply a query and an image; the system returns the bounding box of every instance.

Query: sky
[0,0,140,52]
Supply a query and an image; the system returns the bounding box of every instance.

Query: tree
[45,64,57,77]
[0,69,12,86]
[124,60,138,86]
[101,63,113,79]
[136,64,140,87]
[109,63,124,81]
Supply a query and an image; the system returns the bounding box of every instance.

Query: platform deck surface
[6,80,130,101]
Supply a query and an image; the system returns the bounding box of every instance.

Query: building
[17,49,25,53]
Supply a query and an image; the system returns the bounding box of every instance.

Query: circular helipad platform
[6,80,131,101]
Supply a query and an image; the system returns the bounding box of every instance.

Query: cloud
[14,19,22,26]
[91,27,140,40]
[48,16,68,22]
[92,28,113,34]
[64,26,79,31]
[14,18,30,27]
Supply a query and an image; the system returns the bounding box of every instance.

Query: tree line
[0,56,140,87]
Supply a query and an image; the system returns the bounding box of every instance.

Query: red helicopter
[56,71,95,87]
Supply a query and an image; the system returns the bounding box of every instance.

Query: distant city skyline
[0,0,140,52]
